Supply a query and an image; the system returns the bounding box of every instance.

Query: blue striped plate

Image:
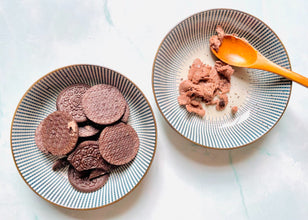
[11,65,157,209]
[152,9,292,149]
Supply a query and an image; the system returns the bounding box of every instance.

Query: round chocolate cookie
[67,141,112,171]
[35,121,49,154]
[78,125,100,138]
[56,84,90,123]
[121,100,130,123]
[68,166,109,193]
[38,111,78,156]
[81,84,126,125]
[98,123,139,165]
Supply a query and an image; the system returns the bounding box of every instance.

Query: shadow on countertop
[159,111,274,167]
[53,166,157,219]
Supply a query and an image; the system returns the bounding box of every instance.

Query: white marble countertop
[1,0,308,219]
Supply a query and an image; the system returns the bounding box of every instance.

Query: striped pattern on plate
[152,9,291,149]
[11,65,157,209]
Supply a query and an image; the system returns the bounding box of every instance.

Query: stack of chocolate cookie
[35,84,139,193]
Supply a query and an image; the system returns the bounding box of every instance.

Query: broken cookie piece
[231,106,238,115]
[178,57,234,116]
[209,25,225,52]
[216,94,228,111]
[186,100,205,117]
[215,61,234,81]
[188,58,212,84]
[52,157,70,171]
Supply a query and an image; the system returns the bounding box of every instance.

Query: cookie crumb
[231,106,238,115]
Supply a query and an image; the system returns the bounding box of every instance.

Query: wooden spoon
[210,35,308,87]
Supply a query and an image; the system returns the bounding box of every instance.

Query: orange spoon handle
[252,53,308,87]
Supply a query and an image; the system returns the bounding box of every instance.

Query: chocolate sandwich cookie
[67,141,112,171]
[78,125,100,138]
[37,111,78,156]
[68,166,109,193]
[56,84,90,123]
[121,100,130,123]
[35,121,49,154]
[98,123,139,166]
[81,84,126,125]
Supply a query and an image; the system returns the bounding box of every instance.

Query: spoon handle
[252,53,308,87]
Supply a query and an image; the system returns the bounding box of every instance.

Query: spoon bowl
[211,35,308,87]
[211,35,258,67]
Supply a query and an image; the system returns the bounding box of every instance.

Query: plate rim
[10,64,158,210]
[152,8,292,150]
